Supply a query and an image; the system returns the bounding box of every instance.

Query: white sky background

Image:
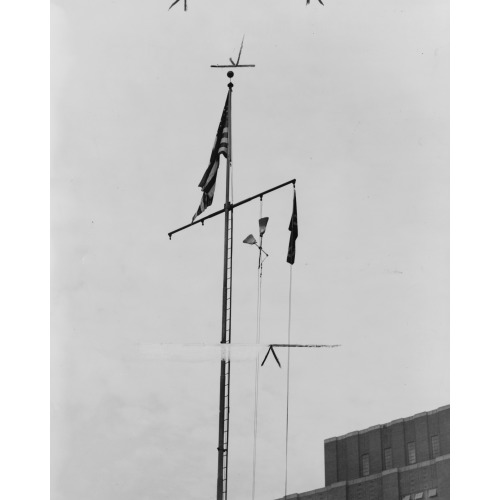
[51,1,449,499]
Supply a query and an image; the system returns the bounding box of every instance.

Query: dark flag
[192,94,230,222]
[287,191,298,264]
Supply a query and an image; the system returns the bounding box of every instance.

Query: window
[407,442,416,464]
[402,496,411,500]
[428,488,437,497]
[362,454,370,477]
[384,447,393,469]
[415,493,424,500]
[431,435,440,457]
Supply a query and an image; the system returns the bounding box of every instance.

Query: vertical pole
[216,357,227,500]
[217,72,234,500]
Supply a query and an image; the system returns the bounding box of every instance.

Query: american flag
[192,94,229,222]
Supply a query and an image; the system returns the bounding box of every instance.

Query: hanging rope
[284,264,293,498]
[230,157,234,204]
[251,198,264,500]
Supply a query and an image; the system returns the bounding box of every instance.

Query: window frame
[384,447,393,469]
[431,435,440,458]
[361,453,370,477]
[407,441,416,465]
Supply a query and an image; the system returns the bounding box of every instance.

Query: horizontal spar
[137,342,340,363]
[210,65,256,68]
[271,344,341,348]
[261,344,341,368]
[168,178,296,239]
[137,342,341,348]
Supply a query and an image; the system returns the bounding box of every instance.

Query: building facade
[277,405,449,500]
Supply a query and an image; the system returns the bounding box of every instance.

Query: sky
[51,1,449,499]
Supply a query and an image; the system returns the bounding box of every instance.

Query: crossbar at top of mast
[168,179,296,239]
[211,36,255,70]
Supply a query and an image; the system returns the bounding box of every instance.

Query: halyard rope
[251,198,264,500]
[284,264,293,498]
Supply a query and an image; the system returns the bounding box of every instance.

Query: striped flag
[192,94,229,222]
[287,191,298,264]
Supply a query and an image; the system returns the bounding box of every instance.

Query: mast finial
[227,71,234,89]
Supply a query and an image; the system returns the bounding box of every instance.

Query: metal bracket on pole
[261,345,281,368]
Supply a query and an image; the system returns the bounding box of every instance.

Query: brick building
[276,405,449,500]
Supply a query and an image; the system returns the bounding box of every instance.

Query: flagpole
[216,71,234,500]
[168,67,303,498]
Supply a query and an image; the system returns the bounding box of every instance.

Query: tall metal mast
[168,68,298,499]
[216,73,233,500]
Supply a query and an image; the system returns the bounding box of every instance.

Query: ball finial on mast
[227,71,234,89]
